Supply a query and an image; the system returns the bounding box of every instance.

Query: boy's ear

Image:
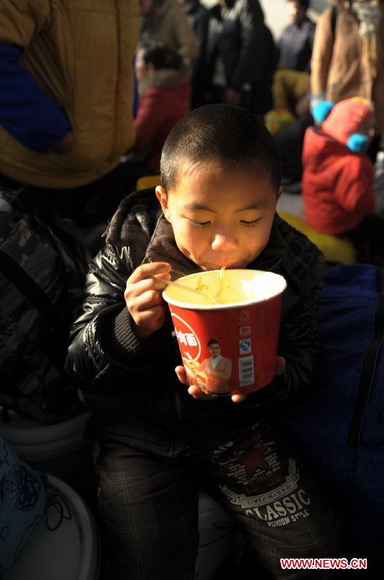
[277,186,283,200]
[155,186,170,220]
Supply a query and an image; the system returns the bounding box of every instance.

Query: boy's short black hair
[160,104,282,192]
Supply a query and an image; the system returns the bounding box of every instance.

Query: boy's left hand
[175,357,286,404]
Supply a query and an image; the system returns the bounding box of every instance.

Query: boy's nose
[211,232,237,252]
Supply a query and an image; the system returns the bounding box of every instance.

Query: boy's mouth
[202,262,244,271]
[224,262,245,269]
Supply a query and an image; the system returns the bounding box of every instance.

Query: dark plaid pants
[96,421,342,580]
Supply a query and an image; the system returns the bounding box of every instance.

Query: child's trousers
[96,420,342,579]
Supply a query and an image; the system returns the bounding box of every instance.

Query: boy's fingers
[132,289,164,311]
[228,358,285,403]
[175,367,219,400]
[231,393,248,403]
[187,385,218,400]
[125,275,170,305]
[128,262,171,284]
[175,367,247,402]
[175,365,188,385]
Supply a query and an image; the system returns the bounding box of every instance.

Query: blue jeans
[96,421,342,579]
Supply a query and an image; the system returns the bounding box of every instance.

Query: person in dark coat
[278,0,316,73]
[204,0,278,118]
[180,0,212,108]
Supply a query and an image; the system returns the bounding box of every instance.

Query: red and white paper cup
[163,269,287,396]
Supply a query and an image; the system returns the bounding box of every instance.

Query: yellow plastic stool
[278,211,357,264]
[136,175,161,190]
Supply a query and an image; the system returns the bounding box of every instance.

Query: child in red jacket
[131,40,190,174]
[302,97,384,262]
[122,40,190,191]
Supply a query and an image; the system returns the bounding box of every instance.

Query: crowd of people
[304,0,384,261]
[0,0,384,578]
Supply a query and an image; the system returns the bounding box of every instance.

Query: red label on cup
[169,296,282,395]
[163,270,286,396]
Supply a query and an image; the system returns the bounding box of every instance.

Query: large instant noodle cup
[163,269,287,396]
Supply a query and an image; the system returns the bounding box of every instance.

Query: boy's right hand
[124,262,171,339]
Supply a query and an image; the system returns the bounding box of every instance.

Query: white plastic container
[4,474,100,580]
[0,410,94,496]
[0,411,91,460]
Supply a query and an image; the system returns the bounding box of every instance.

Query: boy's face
[156,162,280,271]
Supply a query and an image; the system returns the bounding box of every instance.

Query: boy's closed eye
[190,219,211,227]
[189,217,263,227]
[240,218,263,226]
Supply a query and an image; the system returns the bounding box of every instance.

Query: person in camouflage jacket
[0,179,86,423]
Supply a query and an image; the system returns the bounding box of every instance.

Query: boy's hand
[175,356,286,404]
[275,356,286,374]
[124,262,171,339]
[175,365,224,400]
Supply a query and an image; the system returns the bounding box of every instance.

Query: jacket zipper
[347,267,384,447]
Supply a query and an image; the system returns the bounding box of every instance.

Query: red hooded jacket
[302,126,375,234]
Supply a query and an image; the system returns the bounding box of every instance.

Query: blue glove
[311,100,334,124]
[347,133,368,153]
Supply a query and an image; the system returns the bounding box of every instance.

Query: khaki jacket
[0,0,140,188]
[311,1,384,134]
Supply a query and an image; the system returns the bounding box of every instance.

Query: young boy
[66,104,341,579]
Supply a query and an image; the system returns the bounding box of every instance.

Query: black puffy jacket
[66,189,325,453]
